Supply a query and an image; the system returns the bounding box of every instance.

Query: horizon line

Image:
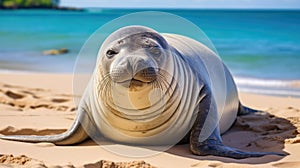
[59,6,300,10]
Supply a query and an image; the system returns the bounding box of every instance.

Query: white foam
[235,77,300,88]
[234,77,300,97]
[238,87,300,97]
[0,69,36,74]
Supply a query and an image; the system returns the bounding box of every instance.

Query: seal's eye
[106,49,118,58]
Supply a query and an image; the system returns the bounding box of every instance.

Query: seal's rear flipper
[0,108,94,145]
[238,102,259,116]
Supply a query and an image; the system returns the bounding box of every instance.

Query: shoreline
[1,71,299,107]
[0,72,300,167]
[1,70,300,98]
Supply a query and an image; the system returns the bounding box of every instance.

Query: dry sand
[0,72,300,168]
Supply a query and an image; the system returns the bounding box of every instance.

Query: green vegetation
[0,0,59,9]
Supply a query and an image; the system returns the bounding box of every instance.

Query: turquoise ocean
[0,9,300,97]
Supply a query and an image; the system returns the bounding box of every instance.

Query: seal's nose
[110,56,157,83]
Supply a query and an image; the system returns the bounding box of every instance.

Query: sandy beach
[0,72,300,168]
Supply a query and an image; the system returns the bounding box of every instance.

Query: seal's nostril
[147,67,156,73]
[142,68,156,77]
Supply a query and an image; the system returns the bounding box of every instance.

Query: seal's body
[0,26,283,159]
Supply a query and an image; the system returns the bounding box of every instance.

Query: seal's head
[95,26,177,131]
[98,26,171,90]
[94,26,184,138]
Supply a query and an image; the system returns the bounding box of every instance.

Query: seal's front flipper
[190,93,286,159]
[0,124,88,145]
[0,108,94,145]
[190,138,286,159]
[191,142,286,159]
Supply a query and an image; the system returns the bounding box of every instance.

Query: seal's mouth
[117,78,154,86]
[129,79,145,86]
[110,66,158,90]
[113,77,156,91]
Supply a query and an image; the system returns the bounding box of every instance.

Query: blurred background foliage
[0,0,59,9]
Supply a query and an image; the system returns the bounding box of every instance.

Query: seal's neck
[109,83,167,110]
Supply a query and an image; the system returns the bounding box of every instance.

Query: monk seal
[0,26,284,159]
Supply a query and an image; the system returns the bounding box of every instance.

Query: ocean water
[0,9,300,97]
